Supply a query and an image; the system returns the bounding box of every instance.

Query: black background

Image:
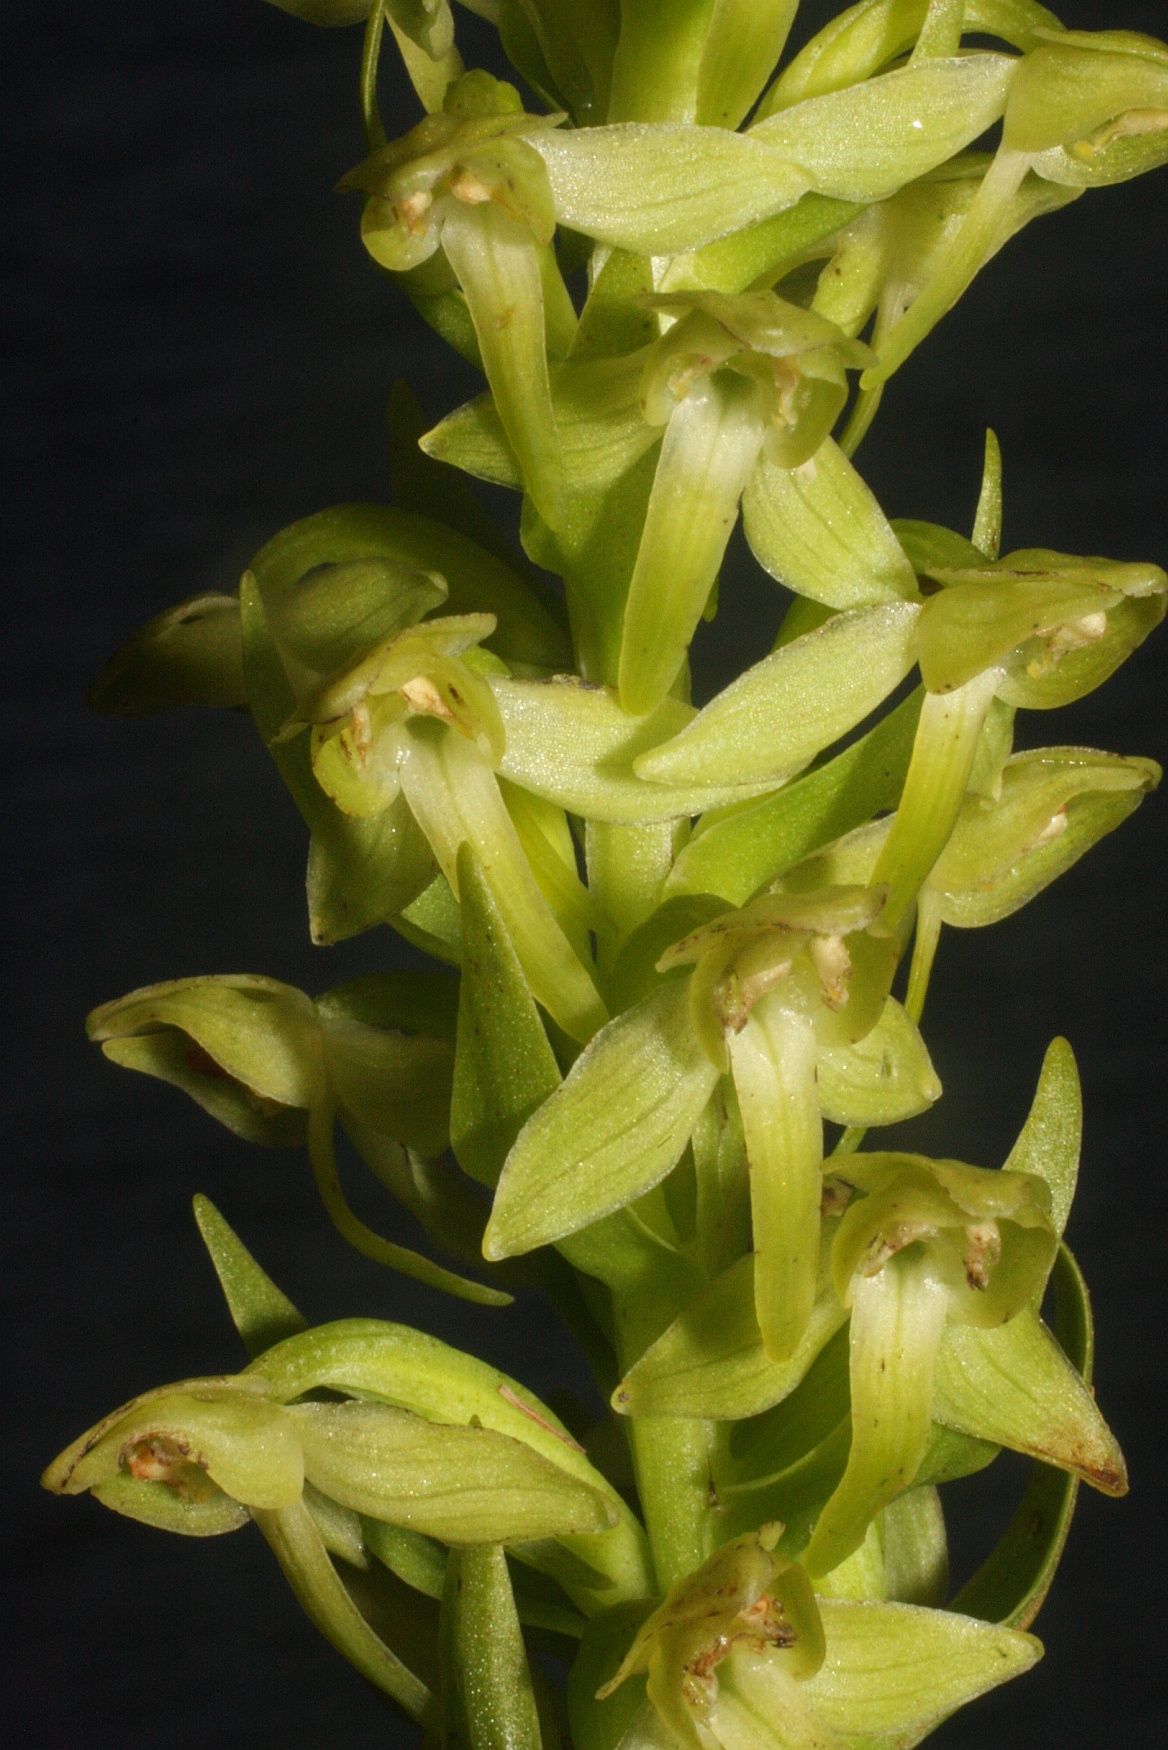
[4,2,1166,1744]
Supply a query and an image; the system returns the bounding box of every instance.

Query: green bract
[51,2,1164,1745]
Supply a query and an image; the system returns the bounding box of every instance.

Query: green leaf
[878,1485,948,1608]
[192,1194,309,1360]
[634,604,920,789]
[423,352,656,497]
[744,442,919,610]
[775,1597,1040,1747]
[951,1243,1095,1629]
[816,998,941,1128]
[496,678,779,824]
[675,193,859,302]
[485,979,719,1259]
[532,123,813,254]
[441,1545,543,1750]
[290,1401,614,1543]
[751,55,1016,202]
[87,593,246,715]
[759,0,1060,113]
[696,1,800,128]
[450,841,562,1189]
[614,1252,848,1421]
[1002,1037,1080,1242]
[246,1318,653,1609]
[934,1305,1127,1495]
[665,692,922,907]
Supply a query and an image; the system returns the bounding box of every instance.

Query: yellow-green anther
[804,1153,1056,1577]
[597,1528,825,1749]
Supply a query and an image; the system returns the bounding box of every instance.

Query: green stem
[614,1294,715,1592]
[360,1,388,153]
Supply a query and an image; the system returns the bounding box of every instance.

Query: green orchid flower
[906,744,1161,1017]
[801,1153,1056,1579]
[339,71,571,526]
[617,290,875,715]
[42,1315,637,1726]
[277,605,605,1042]
[587,1525,1040,1750]
[486,884,939,1364]
[867,24,1168,386]
[870,465,1166,934]
[86,971,510,1306]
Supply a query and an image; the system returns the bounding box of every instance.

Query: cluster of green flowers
[49,3,1168,1746]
